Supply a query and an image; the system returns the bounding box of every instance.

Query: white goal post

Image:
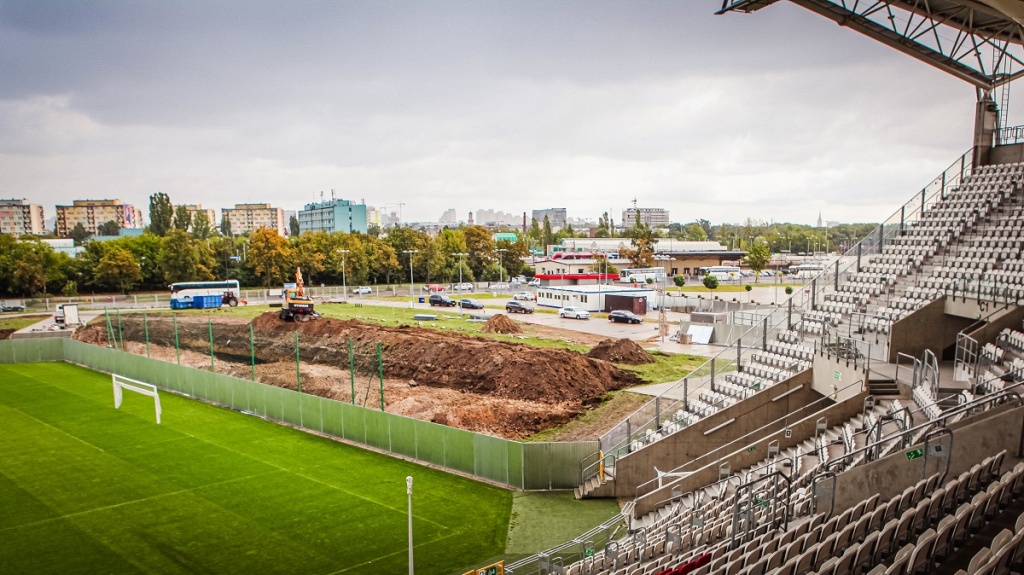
[112,374,162,424]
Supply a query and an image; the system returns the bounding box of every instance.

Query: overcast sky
[0,0,984,228]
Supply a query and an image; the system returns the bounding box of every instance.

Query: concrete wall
[989,143,1024,165]
[831,405,1024,512]
[888,298,975,363]
[812,353,867,403]
[631,384,869,516]
[965,305,1024,347]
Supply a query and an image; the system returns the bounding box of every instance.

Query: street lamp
[452,252,467,315]
[403,249,418,306]
[406,476,414,575]
[496,248,507,284]
[338,249,349,299]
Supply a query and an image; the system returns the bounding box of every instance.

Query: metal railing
[586,149,974,483]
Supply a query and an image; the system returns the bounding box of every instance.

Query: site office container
[604,294,647,315]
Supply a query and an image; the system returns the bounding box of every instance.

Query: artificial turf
[0,362,512,575]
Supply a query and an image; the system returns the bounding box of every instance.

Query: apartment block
[0,199,46,237]
[176,204,217,227]
[221,203,286,236]
[56,199,143,237]
[297,198,367,234]
[531,207,567,229]
[622,207,670,228]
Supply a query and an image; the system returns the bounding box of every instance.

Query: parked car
[0,302,25,312]
[513,291,536,301]
[608,310,643,324]
[428,294,457,307]
[528,278,541,287]
[451,282,474,291]
[352,286,372,295]
[490,283,510,290]
[558,306,590,320]
[505,301,534,314]
[512,275,527,284]
[423,284,446,292]
[459,298,485,309]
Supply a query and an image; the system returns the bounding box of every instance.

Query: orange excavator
[279,267,319,322]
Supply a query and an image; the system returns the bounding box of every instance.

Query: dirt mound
[480,314,523,334]
[586,338,655,365]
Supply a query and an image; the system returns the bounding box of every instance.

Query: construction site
[73,310,662,439]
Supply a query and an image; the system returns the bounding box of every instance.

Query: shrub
[785,286,794,295]
[62,280,78,297]
[745,284,753,292]
[702,274,719,290]
[673,275,685,287]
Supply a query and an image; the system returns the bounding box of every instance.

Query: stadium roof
[718,0,1024,89]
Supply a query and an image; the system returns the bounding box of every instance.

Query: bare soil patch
[75,312,645,439]
[480,313,523,334]
[586,338,655,365]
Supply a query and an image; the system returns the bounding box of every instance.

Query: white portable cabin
[535,284,658,313]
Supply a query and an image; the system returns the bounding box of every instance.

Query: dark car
[428,294,457,307]
[459,298,485,310]
[608,310,643,324]
[505,300,534,314]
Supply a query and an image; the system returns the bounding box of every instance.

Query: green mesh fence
[0,338,597,489]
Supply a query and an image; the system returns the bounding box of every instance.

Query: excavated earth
[75,312,645,438]
[586,338,655,365]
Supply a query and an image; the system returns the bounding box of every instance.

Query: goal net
[112,374,162,424]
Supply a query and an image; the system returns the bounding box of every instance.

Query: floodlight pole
[452,252,468,316]
[406,476,414,575]
[496,248,507,283]
[338,249,350,299]
[403,250,418,308]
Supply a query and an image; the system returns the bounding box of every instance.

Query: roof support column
[973,93,998,168]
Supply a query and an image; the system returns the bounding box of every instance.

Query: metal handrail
[590,149,974,478]
[824,386,1024,473]
[632,378,867,501]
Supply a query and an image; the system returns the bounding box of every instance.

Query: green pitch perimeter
[0,363,511,575]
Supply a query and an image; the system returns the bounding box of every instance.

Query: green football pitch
[0,362,512,575]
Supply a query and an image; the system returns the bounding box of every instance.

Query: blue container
[170,298,192,310]
[193,295,223,309]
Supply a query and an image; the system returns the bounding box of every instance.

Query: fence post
[349,338,355,404]
[378,342,385,411]
[250,323,256,381]
[116,308,123,351]
[173,314,180,365]
[143,310,150,357]
[208,319,215,372]
[295,330,301,394]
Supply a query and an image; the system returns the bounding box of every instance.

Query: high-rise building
[176,204,217,228]
[0,199,45,237]
[439,209,458,226]
[297,198,367,234]
[56,199,143,237]
[622,207,670,228]
[221,203,286,236]
[475,209,519,227]
[532,208,567,230]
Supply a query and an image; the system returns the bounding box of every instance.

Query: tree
[97,219,121,236]
[173,205,192,232]
[702,274,719,290]
[192,210,213,240]
[367,223,382,237]
[70,223,92,245]
[682,222,709,241]
[541,216,554,249]
[696,218,713,240]
[220,217,232,237]
[149,192,173,237]
[674,275,686,287]
[96,248,142,293]
[159,230,213,284]
[12,258,45,296]
[744,241,772,282]
[289,215,300,236]
[62,280,78,297]
[247,227,293,288]
[622,214,657,269]
[463,225,494,278]
[480,262,504,282]
[595,212,611,238]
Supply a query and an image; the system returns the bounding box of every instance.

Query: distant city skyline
[1,2,981,230]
